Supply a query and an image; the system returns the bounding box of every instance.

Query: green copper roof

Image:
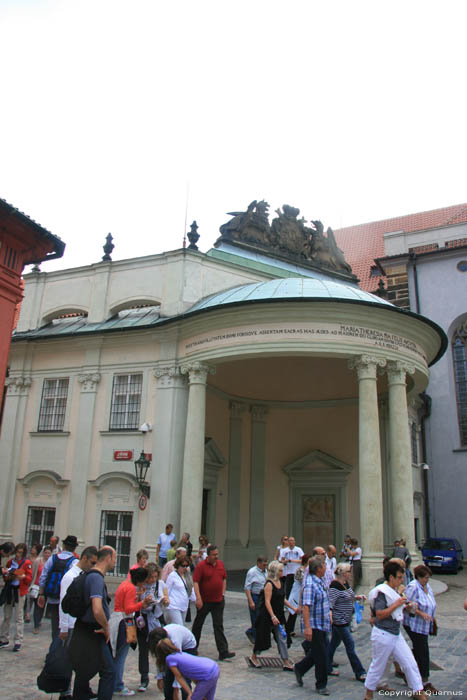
[186,277,394,314]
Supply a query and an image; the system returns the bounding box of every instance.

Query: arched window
[410,422,418,465]
[453,320,467,446]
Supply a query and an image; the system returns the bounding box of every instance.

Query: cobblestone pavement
[1,570,465,699]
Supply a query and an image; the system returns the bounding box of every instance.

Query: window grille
[99,510,133,576]
[109,374,142,430]
[453,321,467,446]
[25,506,56,549]
[38,378,69,431]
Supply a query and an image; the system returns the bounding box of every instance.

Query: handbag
[29,583,40,599]
[125,618,137,644]
[429,618,438,636]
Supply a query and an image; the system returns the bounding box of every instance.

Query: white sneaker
[114,690,135,697]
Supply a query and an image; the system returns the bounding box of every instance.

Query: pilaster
[68,372,101,537]
[223,401,247,564]
[247,404,268,554]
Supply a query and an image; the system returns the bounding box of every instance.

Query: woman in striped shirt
[327,563,367,681]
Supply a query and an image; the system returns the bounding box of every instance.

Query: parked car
[421,538,464,573]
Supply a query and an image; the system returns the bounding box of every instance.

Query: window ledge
[453,447,467,452]
[99,430,142,436]
[30,431,70,437]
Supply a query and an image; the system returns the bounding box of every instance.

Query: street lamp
[134,451,151,498]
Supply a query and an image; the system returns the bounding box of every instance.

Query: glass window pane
[121,514,133,532]
[105,535,117,549]
[120,537,131,555]
[106,514,118,531]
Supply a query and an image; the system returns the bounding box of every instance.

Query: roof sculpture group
[217,200,353,275]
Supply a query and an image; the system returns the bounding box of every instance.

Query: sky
[1,0,466,273]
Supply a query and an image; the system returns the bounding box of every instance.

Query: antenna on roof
[183,181,190,249]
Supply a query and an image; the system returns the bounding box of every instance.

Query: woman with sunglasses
[166,558,195,625]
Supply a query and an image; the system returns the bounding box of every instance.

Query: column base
[223,542,252,569]
[144,544,158,560]
[360,553,385,591]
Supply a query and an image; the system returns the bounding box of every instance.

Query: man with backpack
[57,546,98,699]
[67,546,117,700]
[38,535,79,643]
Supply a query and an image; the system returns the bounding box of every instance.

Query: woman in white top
[274,535,289,561]
[165,558,195,625]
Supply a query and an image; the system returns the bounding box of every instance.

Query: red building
[0,197,65,395]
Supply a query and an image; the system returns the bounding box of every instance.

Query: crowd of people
[0,528,449,700]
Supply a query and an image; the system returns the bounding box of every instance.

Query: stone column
[247,404,268,554]
[179,362,214,541]
[224,401,246,557]
[148,365,189,556]
[348,354,386,587]
[385,360,417,556]
[0,376,32,539]
[68,372,101,543]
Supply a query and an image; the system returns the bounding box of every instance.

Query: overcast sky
[1,0,466,272]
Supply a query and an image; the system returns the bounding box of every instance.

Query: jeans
[47,602,60,643]
[192,599,229,657]
[166,608,185,625]
[295,629,329,690]
[33,598,45,629]
[136,625,149,682]
[159,557,167,568]
[113,642,130,691]
[191,667,219,700]
[246,593,260,641]
[327,624,366,678]
[73,636,115,700]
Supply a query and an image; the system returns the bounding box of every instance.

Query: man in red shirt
[192,545,235,661]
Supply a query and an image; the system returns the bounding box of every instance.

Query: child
[155,638,219,700]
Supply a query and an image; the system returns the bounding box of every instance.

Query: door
[302,495,335,553]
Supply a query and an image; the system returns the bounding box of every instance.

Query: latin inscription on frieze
[181,322,426,362]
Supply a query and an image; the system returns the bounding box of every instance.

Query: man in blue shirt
[294,555,331,696]
[69,546,116,700]
[156,524,176,567]
[244,556,267,644]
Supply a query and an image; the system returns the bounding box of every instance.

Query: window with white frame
[109,374,143,430]
[99,510,133,575]
[453,320,467,446]
[25,506,56,548]
[38,378,69,431]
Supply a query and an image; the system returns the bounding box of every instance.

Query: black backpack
[44,554,75,599]
[37,637,72,693]
[61,570,91,619]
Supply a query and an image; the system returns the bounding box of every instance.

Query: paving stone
[0,570,466,699]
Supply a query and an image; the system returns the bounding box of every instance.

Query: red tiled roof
[334,203,467,291]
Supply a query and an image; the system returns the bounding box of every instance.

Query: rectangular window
[25,506,56,549]
[99,510,133,576]
[109,374,142,430]
[38,378,69,431]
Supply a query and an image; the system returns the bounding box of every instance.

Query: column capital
[348,354,386,380]
[5,375,32,394]
[229,401,247,418]
[77,372,101,392]
[384,360,416,386]
[153,363,186,388]
[180,362,216,385]
[250,404,269,422]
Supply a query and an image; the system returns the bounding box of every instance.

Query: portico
[172,279,445,585]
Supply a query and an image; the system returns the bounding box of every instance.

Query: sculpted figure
[218,200,271,245]
[271,205,312,258]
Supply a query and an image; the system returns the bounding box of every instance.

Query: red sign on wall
[113,450,134,461]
